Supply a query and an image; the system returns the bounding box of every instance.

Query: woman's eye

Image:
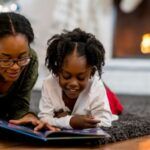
[19,55,29,59]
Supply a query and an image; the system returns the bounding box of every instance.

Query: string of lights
[0,0,20,12]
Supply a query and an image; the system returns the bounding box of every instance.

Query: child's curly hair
[45,28,105,78]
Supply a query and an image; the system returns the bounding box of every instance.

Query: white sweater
[38,74,113,129]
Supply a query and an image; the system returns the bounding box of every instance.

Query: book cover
[0,119,110,142]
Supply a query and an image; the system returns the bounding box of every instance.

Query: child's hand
[54,109,70,118]
[70,115,100,129]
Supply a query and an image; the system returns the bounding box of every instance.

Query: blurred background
[0,0,150,95]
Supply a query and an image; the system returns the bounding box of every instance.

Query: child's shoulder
[91,74,103,87]
[88,74,105,94]
[43,74,58,86]
[42,75,61,95]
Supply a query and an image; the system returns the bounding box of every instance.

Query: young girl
[38,28,116,129]
[0,12,57,131]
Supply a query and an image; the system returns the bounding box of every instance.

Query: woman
[0,12,57,131]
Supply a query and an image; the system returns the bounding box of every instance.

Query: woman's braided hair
[0,12,34,44]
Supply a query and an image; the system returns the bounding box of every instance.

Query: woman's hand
[9,113,60,132]
[70,115,100,129]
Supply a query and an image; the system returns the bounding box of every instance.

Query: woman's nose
[10,62,20,70]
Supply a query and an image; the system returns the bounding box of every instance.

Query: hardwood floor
[0,135,150,150]
[100,135,150,150]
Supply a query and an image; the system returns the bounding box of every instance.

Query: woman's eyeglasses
[0,57,30,68]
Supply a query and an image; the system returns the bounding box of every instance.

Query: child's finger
[46,124,60,131]
[86,118,100,124]
[85,123,98,128]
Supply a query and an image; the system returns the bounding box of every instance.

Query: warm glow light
[141,33,150,54]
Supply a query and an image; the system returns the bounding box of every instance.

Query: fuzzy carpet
[30,91,150,144]
[100,95,150,144]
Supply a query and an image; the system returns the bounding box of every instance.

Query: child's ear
[55,73,59,77]
[91,66,96,77]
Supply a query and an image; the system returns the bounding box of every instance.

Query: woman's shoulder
[26,48,38,71]
[29,48,38,61]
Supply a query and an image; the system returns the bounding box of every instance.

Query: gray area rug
[30,91,150,144]
[99,95,150,144]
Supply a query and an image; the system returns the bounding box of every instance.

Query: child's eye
[62,74,71,80]
[63,76,71,80]
[77,76,85,81]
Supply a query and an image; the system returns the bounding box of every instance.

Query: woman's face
[58,51,92,100]
[0,34,29,82]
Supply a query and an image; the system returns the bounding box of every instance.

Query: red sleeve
[105,85,123,115]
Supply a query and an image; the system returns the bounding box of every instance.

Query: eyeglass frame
[0,57,31,68]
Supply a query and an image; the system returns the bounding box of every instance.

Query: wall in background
[18,0,150,95]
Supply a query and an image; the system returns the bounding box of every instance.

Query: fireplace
[103,0,150,95]
[113,0,150,58]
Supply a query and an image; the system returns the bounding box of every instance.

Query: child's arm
[38,102,72,129]
[70,115,100,129]
[54,109,70,118]
[38,81,73,129]
[53,110,100,129]
[90,81,112,127]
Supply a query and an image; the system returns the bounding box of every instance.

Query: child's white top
[38,74,113,129]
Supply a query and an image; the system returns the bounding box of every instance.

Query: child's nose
[69,79,79,88]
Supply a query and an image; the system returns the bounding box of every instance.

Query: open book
[0,119,110,142]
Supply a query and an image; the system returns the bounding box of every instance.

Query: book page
[45,128,110,138]
[0,120,46,140]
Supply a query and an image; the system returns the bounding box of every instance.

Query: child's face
[0,34,29,82]
[58,51,92,100]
